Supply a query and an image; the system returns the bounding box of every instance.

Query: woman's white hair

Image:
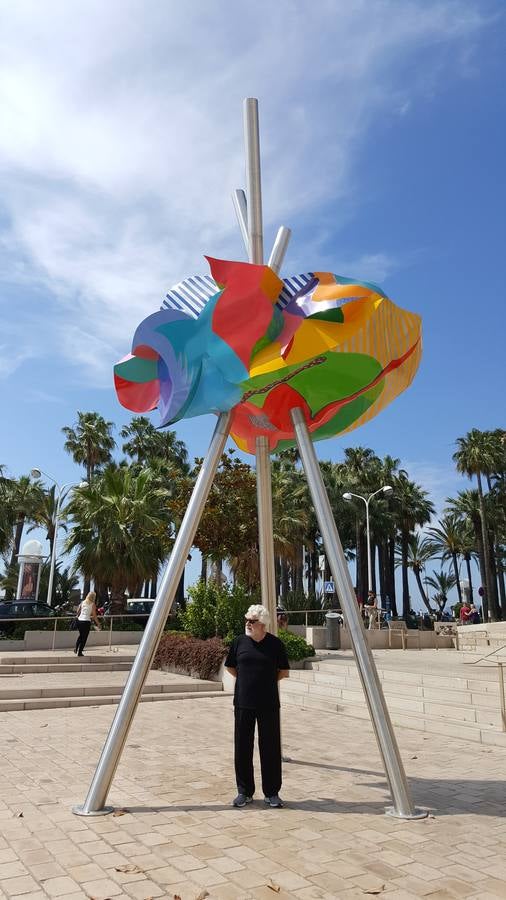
[246,604,270,626]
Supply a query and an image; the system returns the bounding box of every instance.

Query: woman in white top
[75,591,101,656]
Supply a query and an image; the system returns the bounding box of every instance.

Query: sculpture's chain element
[242,356,327,401]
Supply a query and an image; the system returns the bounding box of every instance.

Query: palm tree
[425,570,457,615]
[402,534,436,613]
[0,466,15,557]
[62,411,116,482]
[121,416,189,473]
[428,515,465,604]
[3,476,45,597]
[66,465,173,611]
[392,474,434,619]
[453,430,499,619]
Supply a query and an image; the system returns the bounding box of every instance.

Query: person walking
[225,604,289,809]
[365,591,379,629]
[75,591,101,657]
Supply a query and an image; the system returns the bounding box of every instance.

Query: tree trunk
[414,568,432,613]
[401,530,410,620]
[281,558,290,598]
[150,575,158,599]
[464,555,474,602]
[387,537,398,617]
[452,551,463,603]
[200,554,207,583]
[494,542,506,617]
[477,473,497,620]
[488,536,502,621]
[175,570,185,610]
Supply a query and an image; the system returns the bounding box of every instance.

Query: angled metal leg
[291,407,427,819]
[73,411,231,816]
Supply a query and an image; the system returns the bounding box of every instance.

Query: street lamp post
[343,486,393,597]
[30,468,84,607]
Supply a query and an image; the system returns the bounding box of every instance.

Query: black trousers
[75,621,91,654]
[234,706,281,798]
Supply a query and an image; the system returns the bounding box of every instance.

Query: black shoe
[232,793,253,808]
[78,652,84,657]
[264,795,283,808]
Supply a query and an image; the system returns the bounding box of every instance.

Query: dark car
[0,600,56,635]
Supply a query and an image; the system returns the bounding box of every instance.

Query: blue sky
[1,0,504,603]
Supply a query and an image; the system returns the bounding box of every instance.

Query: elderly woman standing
[225,604,290,809]
[75,591,101,657]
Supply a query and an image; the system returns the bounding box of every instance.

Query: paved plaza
[0,667,505,900]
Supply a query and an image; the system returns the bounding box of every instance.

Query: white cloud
[404,459,464,518]
[0,0,492,382]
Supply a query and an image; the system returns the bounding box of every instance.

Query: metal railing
[0,613,152,652]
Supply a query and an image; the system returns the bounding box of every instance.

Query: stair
[0,650,226,711]
[280,653,506,748]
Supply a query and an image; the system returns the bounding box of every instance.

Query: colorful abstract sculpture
[114,256,421,454]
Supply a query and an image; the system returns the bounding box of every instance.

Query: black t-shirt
[225,633,290,709]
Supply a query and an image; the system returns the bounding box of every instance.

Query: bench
[387,620,421,650]
[434,622,459,650]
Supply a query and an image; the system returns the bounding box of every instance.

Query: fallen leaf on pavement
[268,882,281,893]
[112,808,128,816]
[363,886,385,895]
[15,812,23,817]
[195,891,210,899]
[114,864,144,874]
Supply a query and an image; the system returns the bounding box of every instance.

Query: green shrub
[278,628,315,661]
[182,580,253,643]
[152,633,227,680]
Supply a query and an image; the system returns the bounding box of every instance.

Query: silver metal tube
[290,407,426,819]
[243,97,277,633]
[244,98,263,265]
[73,411,231,815]
[232,189,249,255]
[268,226,292,275]
[256,436,278,636]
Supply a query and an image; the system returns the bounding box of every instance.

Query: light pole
[30,468,85,607]
[343,486,393,596]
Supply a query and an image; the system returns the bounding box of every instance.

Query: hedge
[152,633,227,680]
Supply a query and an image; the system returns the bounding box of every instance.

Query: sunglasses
[245,618,259,625]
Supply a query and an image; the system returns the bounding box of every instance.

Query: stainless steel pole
[290,407,426,819]
[243,97,278,632]
[268,226,291,274]
[256,436,278,636]
[232,189,249,255]
[243,98,263,265]
[73,411,231,816]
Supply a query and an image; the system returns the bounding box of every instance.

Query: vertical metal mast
[244,98,278,635]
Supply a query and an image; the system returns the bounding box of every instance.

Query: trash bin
[325,611,341,650]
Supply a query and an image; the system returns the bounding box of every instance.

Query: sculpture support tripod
[73,99,426,820]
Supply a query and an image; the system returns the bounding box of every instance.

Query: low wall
[0,630,144,652]
[306,625,454,650]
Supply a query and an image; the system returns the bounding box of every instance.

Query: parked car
[126,598,155,628]
[0,600,56,636]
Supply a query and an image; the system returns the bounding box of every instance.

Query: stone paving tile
[0,689,505,899]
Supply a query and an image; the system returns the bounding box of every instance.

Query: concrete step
[288,668,501,708]
[0,679,220,701]
[0,689,227,712]
[284,670,504,725]
[0,662,133,673]
[281,688,506,748]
